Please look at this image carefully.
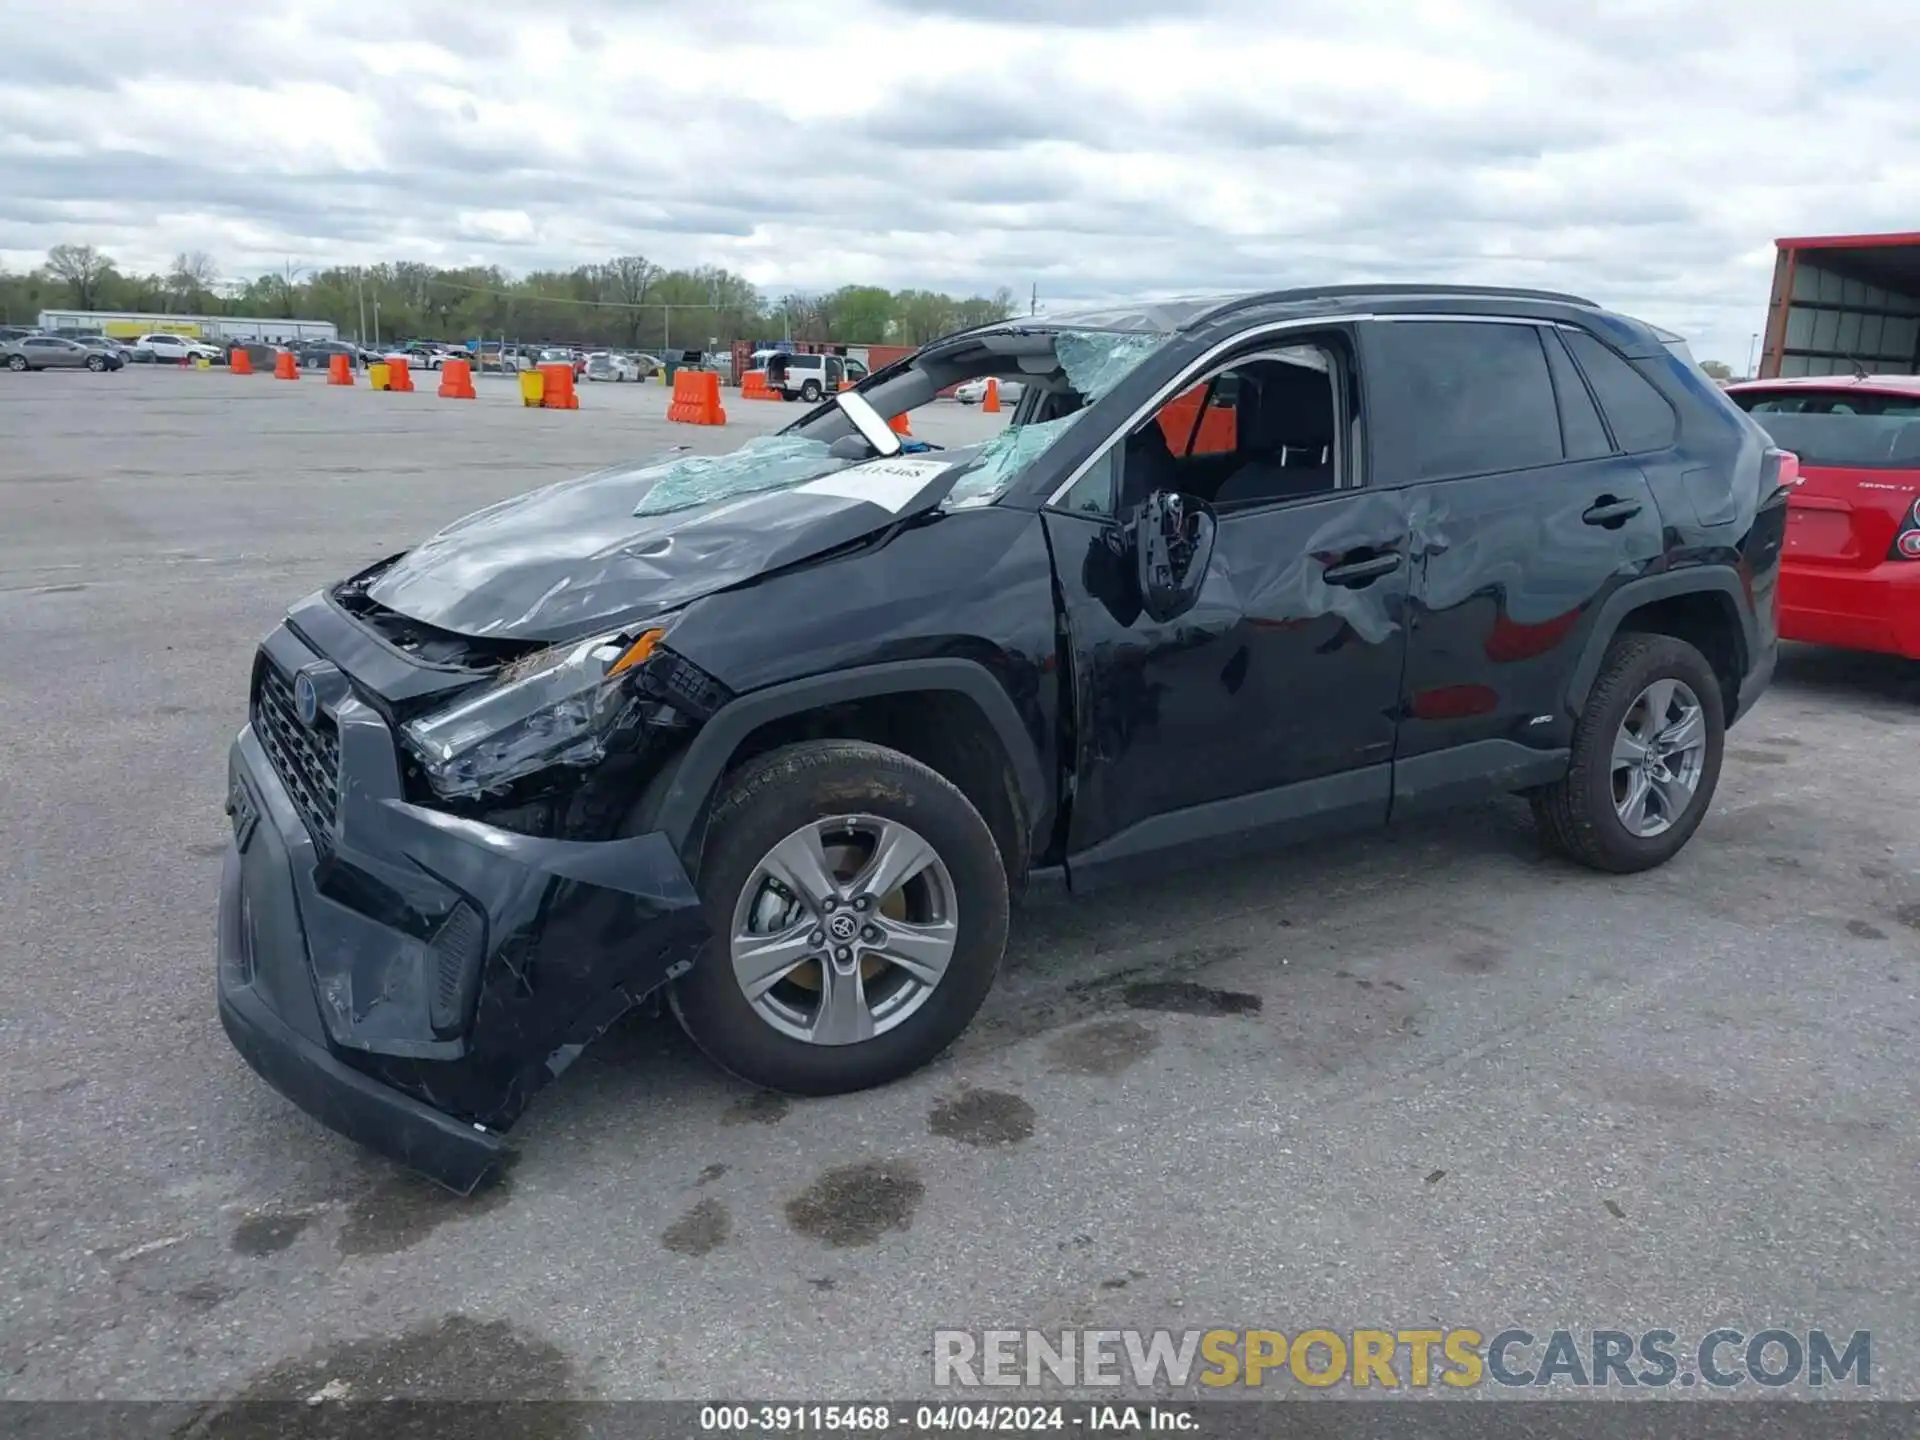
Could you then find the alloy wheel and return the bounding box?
[1611,678,1707,838]
[728,814,958,1046]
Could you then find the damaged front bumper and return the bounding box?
[217,621,707,1193]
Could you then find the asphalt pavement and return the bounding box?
[2,366,1916,1410]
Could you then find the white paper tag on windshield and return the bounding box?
[796,456,952,512]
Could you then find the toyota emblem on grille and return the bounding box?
[293,669,321,726]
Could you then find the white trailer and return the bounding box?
[36,310,339,346]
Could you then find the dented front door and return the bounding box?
[1045,477,1412,887]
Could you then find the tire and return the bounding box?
[87,355,105,371]
[7,355,26,372]
[800,380,822,402]
[1531,633,1725,873]
[672,740,1010,1095]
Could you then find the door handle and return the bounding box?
[1321,550,1403,586]
[1582,496,1643,527]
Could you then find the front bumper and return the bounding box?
[1779,559,1920,660]
[217,618,707,1192]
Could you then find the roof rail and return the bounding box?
[1193,283,1599,326]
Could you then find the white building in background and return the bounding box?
[35,309,338,344]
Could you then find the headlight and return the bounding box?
[401,623,670,799]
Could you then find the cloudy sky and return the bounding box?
[3,0,1916,364]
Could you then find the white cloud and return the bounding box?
[1,0,1917,362]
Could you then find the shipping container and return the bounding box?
[1759,232,1920,378]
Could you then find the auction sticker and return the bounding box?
[797,456,953,512]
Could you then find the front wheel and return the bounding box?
[672,740,1010,1095]
[1531,634,1725,873]
[86,355,106,371]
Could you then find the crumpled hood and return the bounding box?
[365,443,974,642]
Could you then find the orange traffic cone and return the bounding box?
[272,350,298,381]
[387,356,415,392]
[982,378,1001,413]
[230,348,253,375]
[327,353,353,386]
[889,412,912,436]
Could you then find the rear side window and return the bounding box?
[1561,330,1677,452]
[1367,320,1563,483]
[1541,329,1613,461]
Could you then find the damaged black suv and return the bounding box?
[219,285,1788,1190]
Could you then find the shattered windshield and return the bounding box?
[1053,330,1166,400]
[943,327,1165,506]
[627,328,1166,516]
[946,415,1085,507]
[632,435,846,516]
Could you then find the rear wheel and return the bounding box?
[7,355,26,372]
[800,380,823,402]
[672,741,1009,1095]
[1532,634,1724,873]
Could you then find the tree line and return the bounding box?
[1,245,1021,350]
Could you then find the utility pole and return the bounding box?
[356,268,367,346]
[1746,331,1760,379]
[1030,282,1037,316]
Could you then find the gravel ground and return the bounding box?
[2,365,1916,1411]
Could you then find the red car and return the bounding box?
[1725,374,1920,660]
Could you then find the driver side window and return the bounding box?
[1118,343,1345,514]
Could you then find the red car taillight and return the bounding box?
[1892,495,1920,562]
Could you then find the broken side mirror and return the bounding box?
[1134,490,1215,623]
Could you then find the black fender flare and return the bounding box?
[1563,567,1756,715]
[651,658,1051,859]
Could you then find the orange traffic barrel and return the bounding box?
[538,363,578,410]
[665,369,726,425]
[437,357,476,399]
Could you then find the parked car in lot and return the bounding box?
[4,334,119,371]
[584,351,648,382]
[217,284,1785,1190]
[72,334,133,365]
[1725,373,1920,659]
[133,333,223,364]
[765,351,868,401]
[383,343,450,371]
[296,340,363,370]
[954,376,1024,405]
[534,346,586,377]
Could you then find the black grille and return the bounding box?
[252,659,341,845]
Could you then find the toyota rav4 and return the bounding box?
[218,285,1789,1191]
